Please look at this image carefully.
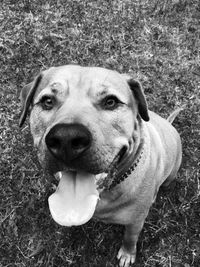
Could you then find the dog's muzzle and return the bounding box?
[45,123,92,163]
[44,122,133,227]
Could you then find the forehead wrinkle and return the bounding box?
[101,70,111,84]
[97,90,108,97]
[76,71,84,88]
[33,80,68,104]
[86,68,111,94]
[87,82,109,99]
[96,84,109,97]
[50,80,69,97]
[94,83,127,103]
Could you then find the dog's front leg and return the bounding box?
[117,222,144,267]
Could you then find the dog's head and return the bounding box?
[20,65,149,226]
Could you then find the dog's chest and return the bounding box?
[93,184,138,224]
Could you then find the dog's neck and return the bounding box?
[98,118,147,191]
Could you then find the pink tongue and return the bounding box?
[48,171,99,226]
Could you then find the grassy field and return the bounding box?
[0,0,200,266]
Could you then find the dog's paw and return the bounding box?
[117,246,136,267]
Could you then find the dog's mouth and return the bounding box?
[48,171,101,226]
[48,146,128,227]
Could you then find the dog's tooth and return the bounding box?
[95,173,107,182]
[54,172,62,180]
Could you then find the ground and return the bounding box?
[0,0,200,266]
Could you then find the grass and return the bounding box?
[0,0,200,266]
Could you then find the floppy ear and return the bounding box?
[19,74,43,127]
[124,76,149,121]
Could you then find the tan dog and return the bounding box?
[19,65,182,267]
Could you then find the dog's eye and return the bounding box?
[103,95,121,110]
[40,96,55,110]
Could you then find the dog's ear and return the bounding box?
[124,75,149,121]
[19,74,43,127]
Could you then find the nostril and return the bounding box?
[47,137,62,151]
[71,137,90,149]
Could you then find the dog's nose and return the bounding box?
[45,123,92,162]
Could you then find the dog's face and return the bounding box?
[20,65,149,226]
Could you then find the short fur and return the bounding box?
[20,65,182,267]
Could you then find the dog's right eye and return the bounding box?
[40,95,55,110]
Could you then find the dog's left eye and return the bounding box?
[102,95,121,110]
[40,96,55,110]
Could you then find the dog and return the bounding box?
[19,65,182,267]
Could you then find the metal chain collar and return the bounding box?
[97,144,145,191]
